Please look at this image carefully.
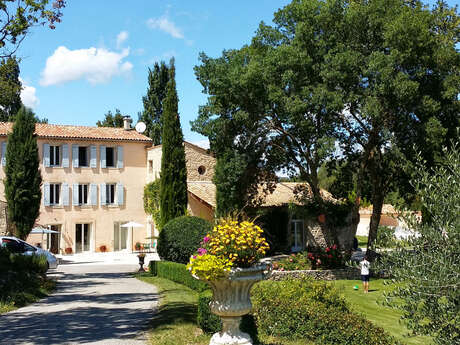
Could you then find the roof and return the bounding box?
[359,204,398,215]
[148,141,212,156]
[0,122,153,143]
[187,181,338,209]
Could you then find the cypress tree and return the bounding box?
[4,107,42,240]
[139,61,170,145]
[159,58,187,228]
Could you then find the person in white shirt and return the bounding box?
[360,255,371,293]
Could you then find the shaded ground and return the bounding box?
[0,261,158,345]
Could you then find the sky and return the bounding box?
[16,1,292,148]
[14,0,458,148]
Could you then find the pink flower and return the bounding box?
[203,236,210,243]
[332,244,337,250]
[193,255,197,259]
[197,248,207,255]
[289,258,293,262]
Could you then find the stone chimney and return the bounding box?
[123,116,132,130]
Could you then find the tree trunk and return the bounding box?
[366,183,385,258]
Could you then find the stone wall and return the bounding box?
[184,143,216,181]
[0,200,8,235]
[269,268,361,281]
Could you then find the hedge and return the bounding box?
[157,216,212,264]
[251,279,400,345]
[148,260,208,292]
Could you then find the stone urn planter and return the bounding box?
[203,264,270,345]
[137,254,146,272]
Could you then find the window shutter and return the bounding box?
[72,145,79,167]
[62,144,69,168]
[62,183,69,206]
[100,183,106,206]
[44,183,50,206]
[43,144,50,167]
[116,183,124,206]
[90,145,97,168]
[1,142,7,166]
[100,145,106,168]
[73,183,79,206]
[117,146,123,168]
[90,184,97,206]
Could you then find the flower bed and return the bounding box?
[269,267,360,281]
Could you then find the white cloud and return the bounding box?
[40,46,133,86]
[146,16,184,39]
[116,31,129,48]
[19,78,39,109]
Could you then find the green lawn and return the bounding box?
[356,235,368,248]
[333,279,432,345]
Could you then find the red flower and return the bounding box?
[332,244,337,250]
[328,254,332,259]
[325,247,330,253]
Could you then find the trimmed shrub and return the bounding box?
[157,215,212,264]
[153,261,208,292]
[251,279,399,345]
[198,290,221,333]
[148,260,158,276]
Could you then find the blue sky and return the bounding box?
[16,1,291,147]
[16,0,457,148]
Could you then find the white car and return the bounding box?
[0,236,58,270]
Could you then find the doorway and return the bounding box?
[290,219,304,252]
[46,225,60,254]
[113,222,128,251]
[75,223,91,253]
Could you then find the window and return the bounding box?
[78,184,89,205]
[148,160,153,173]
[106,147,115,167]
[198,165,206,175]
[78,147,88,167]
[106,183,116,204]
[290,219,304,252]
[49,145,60,166]
[50,183,61,205]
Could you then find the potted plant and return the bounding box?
[137,252,146,271]
[135,242,141,251]
[99,245,107,253]
[65,247,72,255]
[187,217,270,345]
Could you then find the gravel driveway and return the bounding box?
[0,259,158,345]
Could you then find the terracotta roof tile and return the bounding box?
[187,181,338,209]
[0,122,152,143]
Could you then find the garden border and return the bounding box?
[269,267,360,281]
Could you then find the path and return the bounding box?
[0,256,159,345]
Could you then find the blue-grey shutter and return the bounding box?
[100,183,106,206]
[117,146,123,168]
[44,183,50,206]
[1,142,7,166]
[73,183,79,206]
[72,145,79,168]
[117,183,124,206]
[62,144,69,168]
[90,184,97,206]
[43,144,50,167]
[100,145,106,168]
[90,145,97,168]
[62,183,69,206]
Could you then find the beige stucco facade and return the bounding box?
[0,126,153,254]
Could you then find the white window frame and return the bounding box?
[78,184,89,205]
[78,146,89,167]
[49,183,61,205]
[49,145,60,167]
[106,183,116,205]
[290,219,304,252]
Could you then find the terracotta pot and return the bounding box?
[204,264,270,345]
[318,214,326,224]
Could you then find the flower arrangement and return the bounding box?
[99,245,107,253]
[187,218,270,281]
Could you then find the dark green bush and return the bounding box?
[157,215,212,264]
[198,290,221,333]
[153,261,208,292]
[148,260,158,276]
[251,279,399,345]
